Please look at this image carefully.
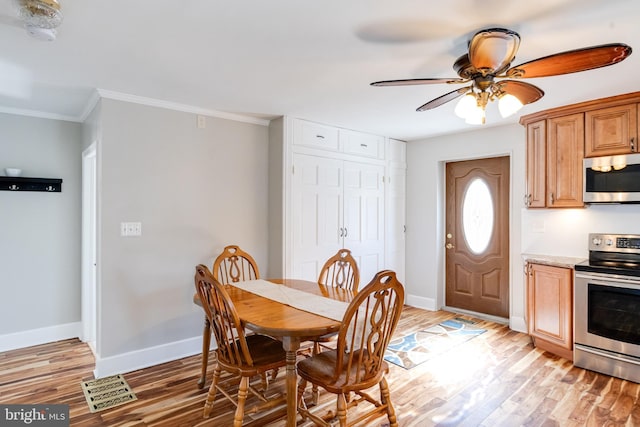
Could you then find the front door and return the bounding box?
[445,156,510,318]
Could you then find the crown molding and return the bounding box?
[0,106,82,123]
[96,89,270,126]
[78,89,101,122]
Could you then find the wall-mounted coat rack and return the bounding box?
[0,177,62,192]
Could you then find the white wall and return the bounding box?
[522,205,640,257]
[0,113,82,347]
[406,124,526,331]
[94,99,269,375]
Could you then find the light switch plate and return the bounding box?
[121,222,142,237]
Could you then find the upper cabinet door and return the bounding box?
[585,104,638,157]
[340,130,385,159]
[547,113,584,208]
[294,120,340,151]
[526,120,547,208]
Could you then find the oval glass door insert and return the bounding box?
[462,177,494,254]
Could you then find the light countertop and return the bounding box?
[522,253,587,269]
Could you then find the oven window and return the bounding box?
[588,283,640,344]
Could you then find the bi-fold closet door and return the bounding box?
[291,153,385,284]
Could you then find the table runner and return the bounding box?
[230,279,350,322]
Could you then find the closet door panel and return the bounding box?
[291,154,343,281]
[343,161,385,284]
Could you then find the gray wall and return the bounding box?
[0,113,82,334]
[97,99,270,358]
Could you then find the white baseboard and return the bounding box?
[0,322,82,353]
[510,316,527,333]
[93,336,202,379]
[405,294,437,311]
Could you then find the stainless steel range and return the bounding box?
[574,233,640,383]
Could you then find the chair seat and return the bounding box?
[218,334,286,374]
[297,349,389,395]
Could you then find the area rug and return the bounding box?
[384,318,486,369]
[81,374,137,413]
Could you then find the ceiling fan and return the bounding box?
[370,28,632,124]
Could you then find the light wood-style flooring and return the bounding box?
[2,307,640,426]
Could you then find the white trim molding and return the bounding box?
[406,294,437,311]
[510,316,527,333]
[79,89,101,122]
[0,322,82,353]
[96,89,271,127]
[93,336,203,379]
[0,106,82,123]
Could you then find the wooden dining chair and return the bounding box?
[296,270,404,427]
[198,245,261,388]
[317,248,359,292]
[194,265,286,426]
[308,248,360,401]
[213,244,261,284]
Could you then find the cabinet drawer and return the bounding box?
[293,120,339,151]
[341,130,384,159]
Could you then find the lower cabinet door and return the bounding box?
[527,262,573,360]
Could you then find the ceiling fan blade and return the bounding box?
[495,80,544,105]
[505,43,632,78]
[468,28,521,74]
[370,77,466,87]
[416,87,469,112]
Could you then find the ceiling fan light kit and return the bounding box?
[15,0,62,41]
[371,28,632,125]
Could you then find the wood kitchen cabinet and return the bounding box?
[584,104,638,157]
[547,114,584,207]
[525,120,546,208]
[524,114,584,208]
[526,262,573,361]
[584,103,638,157]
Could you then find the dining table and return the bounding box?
[194,278,355,427]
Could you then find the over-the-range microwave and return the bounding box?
[584,152,640,203]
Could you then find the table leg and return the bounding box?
[282,336,300,427]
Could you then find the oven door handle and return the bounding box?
[575,272,640,288]
[576,344,640,367]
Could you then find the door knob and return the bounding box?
[446,243,454,249]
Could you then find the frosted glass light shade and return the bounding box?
[498,93,523,118]
[454,94,477,118]
[465,104,485,125]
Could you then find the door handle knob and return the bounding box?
[446,243,454,249]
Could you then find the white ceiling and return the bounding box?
[0,0,639,141]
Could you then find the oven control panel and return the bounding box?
[589,233,640,252]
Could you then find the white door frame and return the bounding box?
[81,142,98,353]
